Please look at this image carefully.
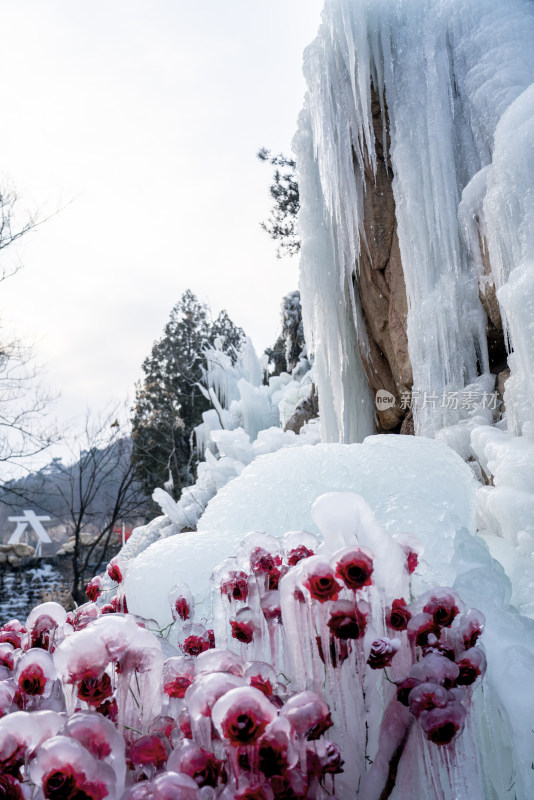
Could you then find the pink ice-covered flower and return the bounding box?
[42,766,107,800]
[106,559,123,584]
[85,578,102,603]
[387,598,412,631]
[220,571,249,603]
[423,592,461,628]
[407,613,441,648]
[334,549,374,591]
[129,734,168,768]
[303,565,341,604]
[18,664,46,696]
[168,744,221,788]
[174,597,191,621]
[408,681,451,717]
[213,687,276,747]
[287,545,315,566]
[0,775,24,800]
[250,547,281,575]
[164,675,193,699]
[281,691,333,741]
[230,620,254,644]
[367,638,400,670]
[419,702,466,745]
[181,635,210,657]
[77,673,113,706]
[455,648,486,686]
[327,600,367,640]
[250,675,273,698]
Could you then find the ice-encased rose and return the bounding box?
[327,600,367,640]
[281,690,333,740]
[423,590,463,628]
[302,560,341,604]
[212,686,276,746]
[387,598,411,631]
[367,638,400,670]
[419,701,466,745]
[332,547,374,591]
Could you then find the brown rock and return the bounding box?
[354,89,412,428]
[284,385,320,434]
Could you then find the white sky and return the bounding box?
[0,0,324,469]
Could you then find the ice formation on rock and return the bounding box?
[295,0,534,440]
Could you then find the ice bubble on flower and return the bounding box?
[244,661,278,698]
[280,690,332,740]
[167,742,221,788]
[15,648,57,702]
[30,734,116,798]
[169,582,195,624]
[163,656,195,699]
[282,531,319,566]
[194,648,244,677]
[212,685,277,746]
[300,556,342,604]
[63,711,126,790]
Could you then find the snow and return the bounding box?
[125,435,476,627]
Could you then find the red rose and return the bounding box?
[423,593,460,628]
[85,578,102,602]
[107,561,122,583]
[408,682,450,717]
[96,698,118,722]
[454,648,486,686]
[419,702,466,745]
[171,746,221,788]
[164,675,192,699]
[77,673,113,706]
[43,767,78,799]
[334,550,374,590]
[287,545,314,566]
[367,638,400,670]
[230,621,254,644]
[129,735,168,768]
[250,675,273,697]
[268,567,281,591]
[174,597,190,621]
[18,664,46,696]
[181,635,210,657]
[327,600,367,640]
[387,598,412,631]
[303,565,341,603]
[0,775,24,800]
[220,571,249,603]
[407,613,441,647]
[250,548,281,575]
[258,729,289,777]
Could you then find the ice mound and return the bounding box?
[125,436,477,627]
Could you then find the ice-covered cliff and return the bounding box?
[296,0,534,442]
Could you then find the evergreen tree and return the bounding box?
[265,290,306,376]
[257,148,300,258]
[131,291,245,500]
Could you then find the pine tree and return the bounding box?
[257,148,300,258]
[265,290,306,376]
[131,291,245,501]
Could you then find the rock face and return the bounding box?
[284,384,320,434]
[355,92,508,432]
[0,542,35,568]
[356,92,412,431]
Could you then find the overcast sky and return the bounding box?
[0,0,324,469]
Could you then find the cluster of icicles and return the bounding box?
[0,532,486,799]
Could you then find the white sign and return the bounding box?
[8,510,52,557]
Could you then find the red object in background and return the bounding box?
[113,526,133,542]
